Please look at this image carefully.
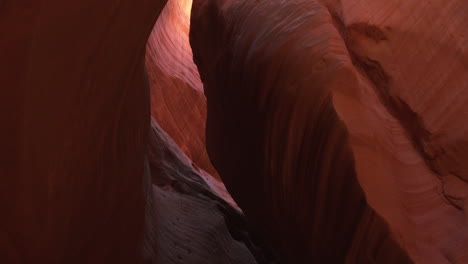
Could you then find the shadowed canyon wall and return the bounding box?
[0,0,166,262]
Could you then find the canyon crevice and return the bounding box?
[1,0,467,263]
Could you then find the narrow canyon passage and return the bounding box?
[1,0,467,263]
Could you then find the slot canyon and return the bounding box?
[1,0,467,263]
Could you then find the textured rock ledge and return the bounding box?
[144,118,267,263]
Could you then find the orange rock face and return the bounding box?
[328,1,468,262]
[146,0,219,178]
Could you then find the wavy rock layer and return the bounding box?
[146,0,219,178]
[0,1,166,263]
[191,0,467,263]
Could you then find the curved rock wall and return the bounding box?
[190,0,409,263]
[190,0,468,263]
